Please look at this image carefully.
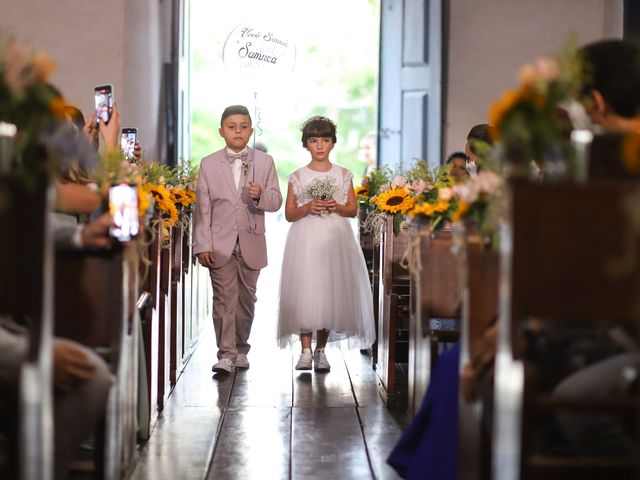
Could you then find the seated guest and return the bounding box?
[0,88,121,477]
[0,201,114,479]
[446,151,469,182]
[550,38,640,457]
[465,123,494,174]
[387,343,460,480]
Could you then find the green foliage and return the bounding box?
[189,0,380,189]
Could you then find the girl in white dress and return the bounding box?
[277,116,376,371]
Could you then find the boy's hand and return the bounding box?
[248,181,262,200]
[197,251,215,268]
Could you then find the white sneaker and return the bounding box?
[235,353,250,369]
[313,348,330,372]
[211,358,234,374]
[295,348,312,370]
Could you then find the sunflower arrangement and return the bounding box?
[402,160,459,233]
[355,166,391,206]
[488,41,583,176]
[450,170,505,238]
[0,33,66,182]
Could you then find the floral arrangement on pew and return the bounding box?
[356,165,406,243]
[403,159,459,233]
[357,159,458,243]
[450,170,505,248]
[354,166,391,212]
[0,33,65,183]
[488,40,583,178]
[93,150,197,246]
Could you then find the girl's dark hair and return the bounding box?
[300,116,337,147]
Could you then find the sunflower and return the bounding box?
[407,199,450,218]
[162,201,179,228]
[451,201,470,223]
[172,188,196,207]
[145,182,171,209]
[354,185,369,200]
[488,86,529,138]
[137,184,152,217]
[373,187,414,214]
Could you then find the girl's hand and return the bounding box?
[322,198,337,213]
[306,199,326,215]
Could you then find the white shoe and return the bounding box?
[295,348,312,370]
[212,358,234,374]
[313,348,330,372]
[235,353,250,369]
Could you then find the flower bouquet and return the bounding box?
[304,176,337,201]
[303,176,337,216]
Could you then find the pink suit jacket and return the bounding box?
[193,148,282,270]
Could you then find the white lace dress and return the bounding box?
[277,164,376,348]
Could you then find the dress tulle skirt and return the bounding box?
[277,213,376,349]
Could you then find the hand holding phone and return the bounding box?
[121,128,138,161]
[94,84,114,126]
[108,183,139,242]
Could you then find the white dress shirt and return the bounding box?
[226,147,248,189]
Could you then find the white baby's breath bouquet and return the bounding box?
[304,177,337,201]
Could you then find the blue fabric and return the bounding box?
[387,342,460,480]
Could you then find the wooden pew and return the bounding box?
[358,208,379,364]
[140,218,162,430]
[493,180,640,480]
[170,221,185,385]
[0,175,54,479]
[457,231,499,480]
[157,228,172,410]
[376,215,411,407]
[358,207,380,362]
[408,221,461,416]
[181,216,200,360]
[54,244,141,479]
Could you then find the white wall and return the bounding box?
[444,0,624,156]
[1,0,167,162]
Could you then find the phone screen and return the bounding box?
[120,128,137,160]
[94,85,113,125]
[109,183,139,242]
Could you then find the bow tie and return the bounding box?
[226,151,248,162]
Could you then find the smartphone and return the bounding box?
[108,183,139,242]
[94,84,114,125]
[120,127,138,161]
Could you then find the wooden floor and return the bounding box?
[128,325,406,480]
[128,217,406,479]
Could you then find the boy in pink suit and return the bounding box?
[193,105,282,374]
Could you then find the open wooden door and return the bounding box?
[378,0,444,169]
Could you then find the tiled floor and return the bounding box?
[129,215,406,480]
